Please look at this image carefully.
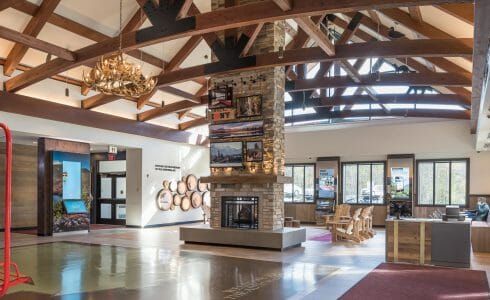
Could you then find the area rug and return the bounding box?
[308,232,332,242]
[340,263,490,300]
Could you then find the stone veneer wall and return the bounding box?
[209,0,286,231]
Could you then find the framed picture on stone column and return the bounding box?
[209,120,264,139]
[246,141,263,162]
[210,142,244,168]
[236,95,262,118]
[208,86,233,109]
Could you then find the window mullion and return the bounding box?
[448,161,452,205]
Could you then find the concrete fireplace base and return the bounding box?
[179,225,306,251]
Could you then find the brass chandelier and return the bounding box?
[83,0,156,97]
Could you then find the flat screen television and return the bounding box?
[63,200,88,214]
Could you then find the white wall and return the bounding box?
[0,111,210,227]
[285,119,490,195]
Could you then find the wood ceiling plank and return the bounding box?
[436,4,474,25]
[0,25,76,61]
[287,72,472,93]
[4,0,61,76]
[6,0,473,92]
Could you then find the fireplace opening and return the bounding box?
[221,196,258,229]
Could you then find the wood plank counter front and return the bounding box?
[386,218,471,268]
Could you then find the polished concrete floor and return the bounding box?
[0,225,489,299]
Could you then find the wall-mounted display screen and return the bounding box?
[62,161,81,200]
[391,167,410,200]
[63,200,88,214]
[319,169,336,199]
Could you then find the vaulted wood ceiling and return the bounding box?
[0,0,482,145]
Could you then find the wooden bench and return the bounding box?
[471,221,490,253]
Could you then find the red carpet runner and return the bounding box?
[340,263,490,300]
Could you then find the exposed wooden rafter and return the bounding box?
[0,0,16,11]
[0,25,76,62]
[295,16,335,56]
[341,12,472,102]
[286,109,470,123]
[408,6,423,23]
[285,94,471,110]
[0,91,206,145]
[272,0,293,11]
[179,117,208,131]
[5,0,473,93]
[471,0,490,133]
[436,4,474,25]
[155,38,472,88]
[286,72,472,93]
[241,23,264,57]
[4,0,61,76]
[137,97,207,122]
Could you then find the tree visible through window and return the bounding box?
[417,159,468,206]
[284,164,315,203]
[342,162,385,205]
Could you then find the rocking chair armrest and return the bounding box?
[339,216,352,220]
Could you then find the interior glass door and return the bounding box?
[96,175,126,225]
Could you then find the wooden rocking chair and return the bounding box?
[336,208,363,243]
[325,204,351,230]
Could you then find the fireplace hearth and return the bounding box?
[221,196,258,229]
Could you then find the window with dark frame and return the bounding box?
[342,162,386,205]
[417,159,469,206]
[284,164,315,203]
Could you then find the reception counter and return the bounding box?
[386,218,471,268]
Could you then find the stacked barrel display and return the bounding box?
[156,174,211,212]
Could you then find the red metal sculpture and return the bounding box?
[0,123,33,296]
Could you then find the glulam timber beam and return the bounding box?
[436,4,474,25]
[285,94,471,110]
[179,117,209,131]
[0,25,76,62]
[286,72,472,92]
[471,0,490,133]
[137,97,207,122]
[5,0,473,92]
[154,38,473,88]
[4,0,61,76]
[285,109,471,123]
